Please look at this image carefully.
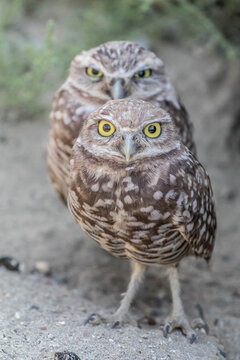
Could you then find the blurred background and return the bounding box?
[0,0,240,122]
[0,1,240,359]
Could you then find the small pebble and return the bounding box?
[35,261,51,275]
[15,312,21,319]
[56,321,66,326]
[54,351,81,360]
[0,256,20,271]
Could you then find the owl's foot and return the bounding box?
[163,314,196,343]
[84,263,145,329]
[84,310,137,328]
[164,267,209,343]
[163,314,208,343]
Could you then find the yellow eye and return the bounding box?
[86,67,103,78]
[134,69,152,78]
[98,120,115,137]
[144,122,161,138]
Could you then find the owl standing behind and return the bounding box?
[47,41,196,204]
[68,99,216,342]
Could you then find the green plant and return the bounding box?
[76,0,239,57]
[0,17,56,116]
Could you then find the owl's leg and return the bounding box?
[111,261,146,326]
[163,267,203,343]
[85,262,146,327]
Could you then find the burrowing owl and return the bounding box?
[68,99,216,342]
[48,41,195,204]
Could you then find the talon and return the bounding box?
[83,310,136,328]
[112,321,120,329]
[84,313,96,325]
[163,324,170,338]
[189,333,197,344]
[218,347,226,358]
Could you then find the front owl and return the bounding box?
[68,99,216,342]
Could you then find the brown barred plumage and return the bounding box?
[47,41,196,203]
[68,99,216,342]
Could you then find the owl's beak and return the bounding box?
[111,79,125,99]
[121,134,137,161]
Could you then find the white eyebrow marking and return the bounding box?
[98,115,113,122]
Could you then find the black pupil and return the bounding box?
[138,70,145,77]
[148,125,156,133]
[103,123,111,132]
[89,68,99,75]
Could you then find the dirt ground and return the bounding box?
[1,6,240,359]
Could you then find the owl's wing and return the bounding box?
[171,154,216,261]
[50,88,91,142]
[47,87,94,203]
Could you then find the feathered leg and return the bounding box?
[163,267,207,343]
[85,262,146,327]
[112,262,146,325]
[164,267,196,342]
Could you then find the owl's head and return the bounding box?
[76,99,181,165]
[68,41,169,102]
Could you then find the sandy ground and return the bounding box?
[1,33,240,360]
